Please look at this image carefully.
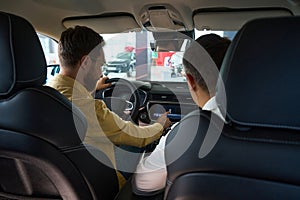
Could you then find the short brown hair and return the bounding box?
[183,34,231,95]
[58,25,104,68]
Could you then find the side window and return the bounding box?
[37,33,59,82]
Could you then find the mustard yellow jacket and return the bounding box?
[47,74,163,188]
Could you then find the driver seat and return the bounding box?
[0,12,118,199]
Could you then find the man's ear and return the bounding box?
[80,55,89,69]
[186,73,197,91]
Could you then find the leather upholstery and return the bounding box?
[0,12,118,199]
[217,16,300,129]
[0,86,87,148]
[165,16,300,199]
[0,12,46,97]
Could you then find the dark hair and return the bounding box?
[58,25,104,68]
[183,33,231,95]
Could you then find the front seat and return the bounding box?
[0,12,118,199]
[164,16,300,199]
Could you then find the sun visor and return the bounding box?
[63,14,142,34]
[194,8,292,31]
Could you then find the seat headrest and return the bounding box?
[0,12,46,97]
[216,16,300,130]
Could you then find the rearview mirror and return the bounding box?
[150,38,191,52]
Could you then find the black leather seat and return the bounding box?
[0,12,118,199]
[164,16,300,199]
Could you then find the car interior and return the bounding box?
[0,0,300,199]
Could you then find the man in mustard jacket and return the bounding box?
[47,25,171,189]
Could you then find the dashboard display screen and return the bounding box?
[148,102,197,122]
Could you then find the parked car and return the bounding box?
[104,51,136,77]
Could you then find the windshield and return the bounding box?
[102,30,236,82]
[40,30,236,83]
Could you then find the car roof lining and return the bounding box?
[62,7,293,35]
[63,13,142,34]
[194,7,293,31]
[1,0,299,39]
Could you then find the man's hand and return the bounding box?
[96,76,112,90]
[156,111,172,129]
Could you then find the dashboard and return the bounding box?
[144,82,198,123]
[100,80,198,124]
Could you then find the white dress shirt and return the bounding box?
[134,96,224,192]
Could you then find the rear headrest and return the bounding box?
[217,16,300,130]
[0,12,46,97]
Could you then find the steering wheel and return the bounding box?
[96,78,140,125]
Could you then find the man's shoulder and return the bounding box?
[46,74,75,99]
[181,108,202,120]
[47,74,65,87]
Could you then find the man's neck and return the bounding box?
[196,90,211,108]
[59,67,81,82]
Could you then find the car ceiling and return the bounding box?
[1,0,300,40]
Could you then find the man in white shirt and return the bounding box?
[134,34,231,193]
